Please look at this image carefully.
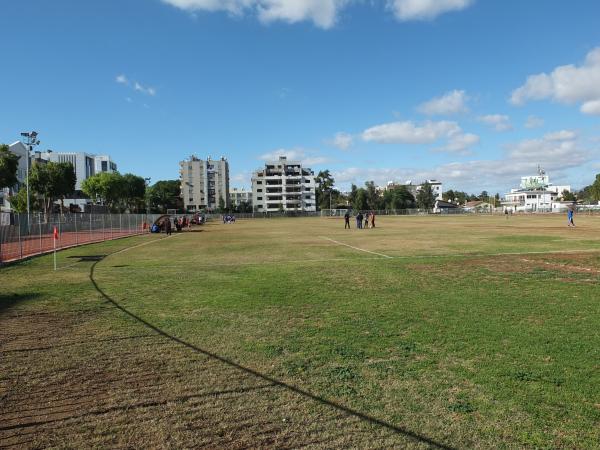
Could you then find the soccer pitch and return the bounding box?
[1,215,599,448]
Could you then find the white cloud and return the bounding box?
[161,0,349,29]
[417,90,469,115]
[581,99,600,115]
[257,0,349,28]
[134,82,156,96]
[542,130,577,141]
[435,132,480,154]
[362,120,460,144]
[361,119,479,154]
[116,74,129,85]
[510,47,600,115]
[524,115,544,129]
[334,129,594,191]
[162,0,474,28]
[259,148,332,166]
[477,114,512,132]
[329,132,353,150]
[387,0,474,21]
[117,74,156,96]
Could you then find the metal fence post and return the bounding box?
[58,214,62,250]
[18,216,23,259]
[75,214,78,245]
[38,214,42,255]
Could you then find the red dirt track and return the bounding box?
[0,229,147,263]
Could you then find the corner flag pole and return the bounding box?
[53,226,58,270]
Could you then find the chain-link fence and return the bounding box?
[0,212,161,263]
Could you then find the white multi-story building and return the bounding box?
[0,141,29,213]
[37,151,118,210]
[251,156,316,212]
[180,156,230,212]
[229,187,252,207]
[94,155,118,175]
[39,151,118,191]
[1,145,118,212]
[502,170,572,212]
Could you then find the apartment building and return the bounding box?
[180,156,230,212]
[251,156,316,212]
[229,187,252,207]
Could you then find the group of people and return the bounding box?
[151,216,191,235]
[222,214,236,224]
[344,211,375,229]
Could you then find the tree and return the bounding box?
[443,189,456,203]
[315,170,335,210]
[29,161,76,215]
[218,196,226,213]
[146,180,182,213]
[561,189,576,202]
[364,181,382,210]
[121,173,146,212]
[353,188,369,211]
[8,187,37,213]
[389,185,415,209]
[81,172,126,211]
[347,184,358,207]
[591,174,600,202]
[54,163,77,211]
[0,144,20,190]
[416,182,436,209]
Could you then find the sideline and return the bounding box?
[88,237,453,450]
[319,236,393,259]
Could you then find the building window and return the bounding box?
[101,161,108,172]
[257,197,263,200]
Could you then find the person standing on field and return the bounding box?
[567,202,576,227]
[165,217,172,235]
[356,212,363,229]
[370,211,376,228]
[364,212,369,229]
[344,211,351,229]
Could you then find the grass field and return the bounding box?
[1,215,599,448]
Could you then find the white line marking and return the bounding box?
[319,236,393,259]
[110,234,179,257]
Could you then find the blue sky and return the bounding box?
[2,0,600,193]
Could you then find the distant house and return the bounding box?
[433,199,460,213]
[463,201,494,211]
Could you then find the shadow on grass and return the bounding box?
[67,255,107,262]
[89,259,454,450]
[0,293,41,316]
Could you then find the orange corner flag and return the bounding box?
[53,226,59,240]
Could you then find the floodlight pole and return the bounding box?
[20,131,40,233]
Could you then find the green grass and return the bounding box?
[1,215,600,448]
